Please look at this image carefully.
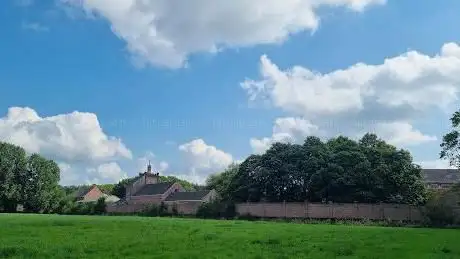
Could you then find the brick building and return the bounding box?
[73,184,105,203]
[108,163,217,214]
[73,184,120,203]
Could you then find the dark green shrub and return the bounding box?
[424,184,460,226]
[196,201,236,219]
[68,202,95,215]
[142,202,169,217]
[94,197,107,215]
[236,213,258,221]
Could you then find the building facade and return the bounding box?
[423,169,460,190]
[109,163,216,213]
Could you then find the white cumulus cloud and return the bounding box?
[86,162,128,184]
[243,43,460,148]
[366,122,437,147]
[0,107,132,163]
[242,44,460,117]
[251,117,319,154]
[63,0,385,68]
[179,139,234,182]
[0,107,133,185]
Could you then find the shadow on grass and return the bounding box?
[0,246,37,258]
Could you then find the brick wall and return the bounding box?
[236,202,424,221]
[107,203,150,214]
[127,194,163,205]
[107,200,425,221]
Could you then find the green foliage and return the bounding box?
[59,198,108,216]
[97,184,115,194]
[111,178,137,199]
[94,197,107,215]
[424,183,460,226]
[160,176,196,191]
[206,163,239,201]
[0,142,27,212]
[196,201,236,219]
[440,110,460,168]
[0,142,62,213]
[53,195,75,215]
[142,202,169,217]
[22,154,61,213]
[69,202,96,215]
[225,134,427,205]
[61,185,81,196]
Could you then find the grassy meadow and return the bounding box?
[0,214,459,259]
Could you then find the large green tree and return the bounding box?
[225,133,426,205]
[440,110,460,168]
[0,142,62,212]
[206,163,239,200]
[21,154,61,212]
[0,142,27,212]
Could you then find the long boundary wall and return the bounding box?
[108,201,425,221]
[236,202,424,221]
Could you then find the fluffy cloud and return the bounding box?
[366,122,437,147]
[86,162,128,184]
[243,43,460,147]
[0,107,132,185]
[58,162,79,186]
[179,139,234,182]
[58,162,128,185]
[0,107,132,163]
[251,117,319,154]
[243,44,460,117]
[64,0,385,68]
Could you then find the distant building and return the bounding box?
[422,169,460,190]
[110,163,217,214]
[73,184,104,203]
[73,184,120,203]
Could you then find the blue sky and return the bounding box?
[1,0,460,185]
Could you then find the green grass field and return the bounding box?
[0,214,459,259]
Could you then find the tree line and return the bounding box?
[207,133,427,205]
[0,140,204,213]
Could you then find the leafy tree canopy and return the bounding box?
[206,163,239,201]
[0,142,62,212]
[440,110,460,168]
[216,134,426,205]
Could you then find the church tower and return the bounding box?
[143,160,160,184]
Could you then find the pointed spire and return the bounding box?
[147,160,152,173]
